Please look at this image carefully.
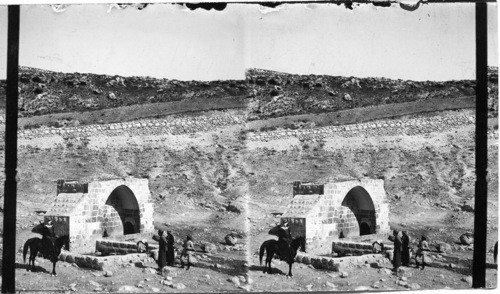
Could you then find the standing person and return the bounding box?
[152,229,167,273]
[391,230,402,275]
[401,231,411,266]
[166,230,175,266]
[180,235,195,270]
[415,235,430,270]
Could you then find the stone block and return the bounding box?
[302,256,311,264]
[65,254,75,263]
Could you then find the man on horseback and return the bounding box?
[41,220,56,259]
[277,221,292,261]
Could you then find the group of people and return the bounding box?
[391,230,430,274]
[152,229,195,272]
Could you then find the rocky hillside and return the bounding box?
[246,68,498,120]
[0,66,497,292]
[0,66,497,121]
[0,67,247,117]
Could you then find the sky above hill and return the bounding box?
[0,3,498,81]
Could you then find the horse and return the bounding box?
[259,236,305,277]
[23,235,70,276]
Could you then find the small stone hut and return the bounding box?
[281,179,390,255]
[44,178,154,253]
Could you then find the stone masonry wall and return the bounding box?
[247,111,475,141]
[15,112,246,140]
[68,178,154,254]
[331,241,395,256]
[336,206,360,238]
[96,240,159,256]
[295,252,386,272]
[324,179,390,235]
[59,250,150,271]
[5,110,478,149]
[292,179,390,255]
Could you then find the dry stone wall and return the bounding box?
[247,111,476,141]
[2,109,482,150]
[14,112,246,140]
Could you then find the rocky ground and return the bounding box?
[9,250,250,293]
[245,119,498,290]
[246,254,497,292]
[0,67,498,292]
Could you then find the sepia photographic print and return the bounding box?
[0,1,498,293]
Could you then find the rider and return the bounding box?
[277,221,291,260]
[41,220,56,257]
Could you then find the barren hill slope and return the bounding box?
[0,67,497,291]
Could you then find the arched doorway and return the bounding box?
[123,221,135,235]
[105,185,141,235]
[341,186,377,236]
[359,222,371,235]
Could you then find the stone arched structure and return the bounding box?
[105,185,141,236]
[281,179,390,255]
[340,186,377,237]
[44,178,154,253]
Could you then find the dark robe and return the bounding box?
[392,235,402,269]
[277,227,291,260]
[153,234,168,269]
[166,232,175,266]
[41,225,56,258]
[401,234,410,266]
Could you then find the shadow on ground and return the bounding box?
[249,264,286,276]
[15,262,50,274]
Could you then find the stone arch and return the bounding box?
[341,186,376,235]
[105,185,141,235]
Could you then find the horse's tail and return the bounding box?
[259,242,266,265]
[23,240,30,263]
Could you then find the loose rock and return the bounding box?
[172,283,186,290]
[407,283,421,290]
[201,242,217,254]
[225,234,238,245]
[117,285,138,292]
[460,233,474,245]
[229,276,240,287]
[238,276,246,283]
[108,92,117,100]
[437,242,452,253]
[462,276,473,286]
